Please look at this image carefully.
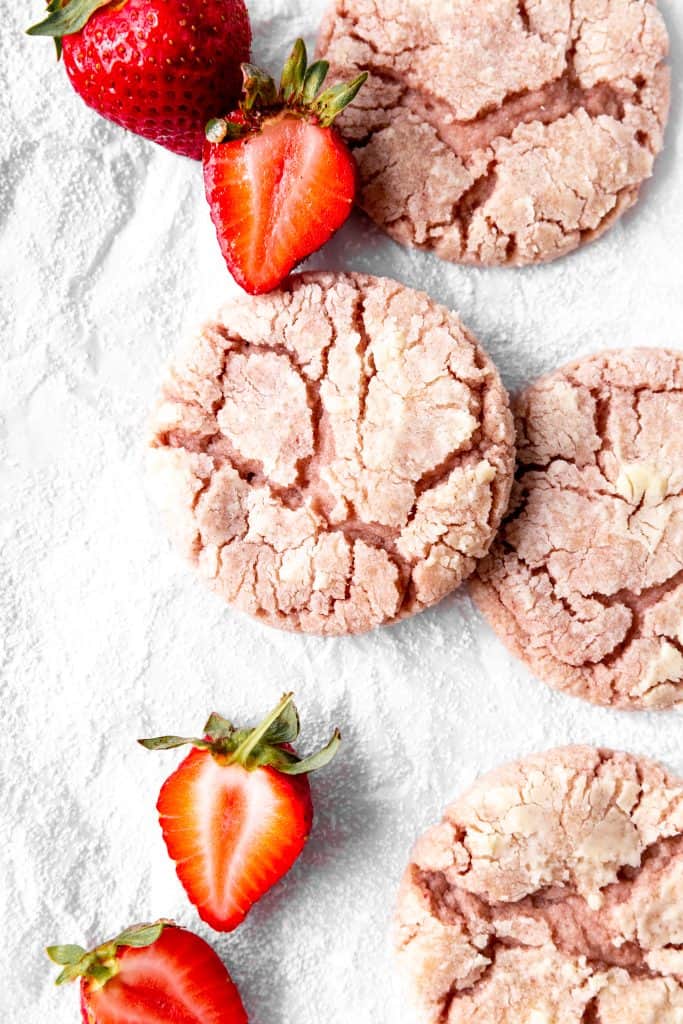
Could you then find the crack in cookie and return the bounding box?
[148,272,514,635]
[472,348,683,709]
[317,0,670,266]
[396,747,683,1023]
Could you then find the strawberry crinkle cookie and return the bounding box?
[396,746,683,1023]
[147,272,514,635]
[317,0,670,266]
[472,348,683,710]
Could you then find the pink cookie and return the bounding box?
[396,746,683,1023]
[317,0,670,267]
[472,348,683,710]
[147,272,514,635]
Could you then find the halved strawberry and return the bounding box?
[140,693,341,932]
[47,920,247,1023]
[203,39,368,294]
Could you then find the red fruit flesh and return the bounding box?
[81,926,247,1023]
[62,0,251,159]
[203,115,357,293]
[157,748,313,931]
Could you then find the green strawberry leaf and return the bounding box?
[280,38,307,102]
[88,961,114,985]
[44,0,65,57]
[314,73,369,127]
[302,61,330,105]
[276,728,342,775]
[113,922,166,948]
[203,712,235,741]
[27,0,116,42]
[241,63,278,112]
[46,944,86,966]
[138,735,211,751]
[54,963,85,986]
[263,697,300,745]
[253,744,300,771]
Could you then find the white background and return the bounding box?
[1,1,682,1020]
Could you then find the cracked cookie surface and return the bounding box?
[317,0,670,266]
[396,746,683,1023]
[147,272,514,635]
[472,348,683,709]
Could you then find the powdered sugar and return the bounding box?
[1,1,683,1021]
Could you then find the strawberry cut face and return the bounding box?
[204,114,357,294]
[199,38,367,294]
[158,748,313,931]
[79,926,247,1024]
[139,693,340,932]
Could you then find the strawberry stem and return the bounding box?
[204,117,247,144]
[205,118,229,144]
[232,692,294,766]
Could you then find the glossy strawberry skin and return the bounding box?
[79,925,247,1024]
[157,747,313,931]
[61,0,251,159]
[203,114,358,293]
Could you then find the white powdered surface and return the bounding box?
[1,1,682,1021]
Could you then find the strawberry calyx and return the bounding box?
[139,692,341,775]
[204,38,368,143]
[46,921,172,988]
[27,0,123,58]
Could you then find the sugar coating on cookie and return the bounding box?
[147,273,514,635]
[472,348,683,710]
[396,746,683,1023]
[317,0,670,266]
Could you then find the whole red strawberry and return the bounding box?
[27,0,251,159]
[140,693,341,931]
[47,920,248,1023]
[203,39,367,294]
